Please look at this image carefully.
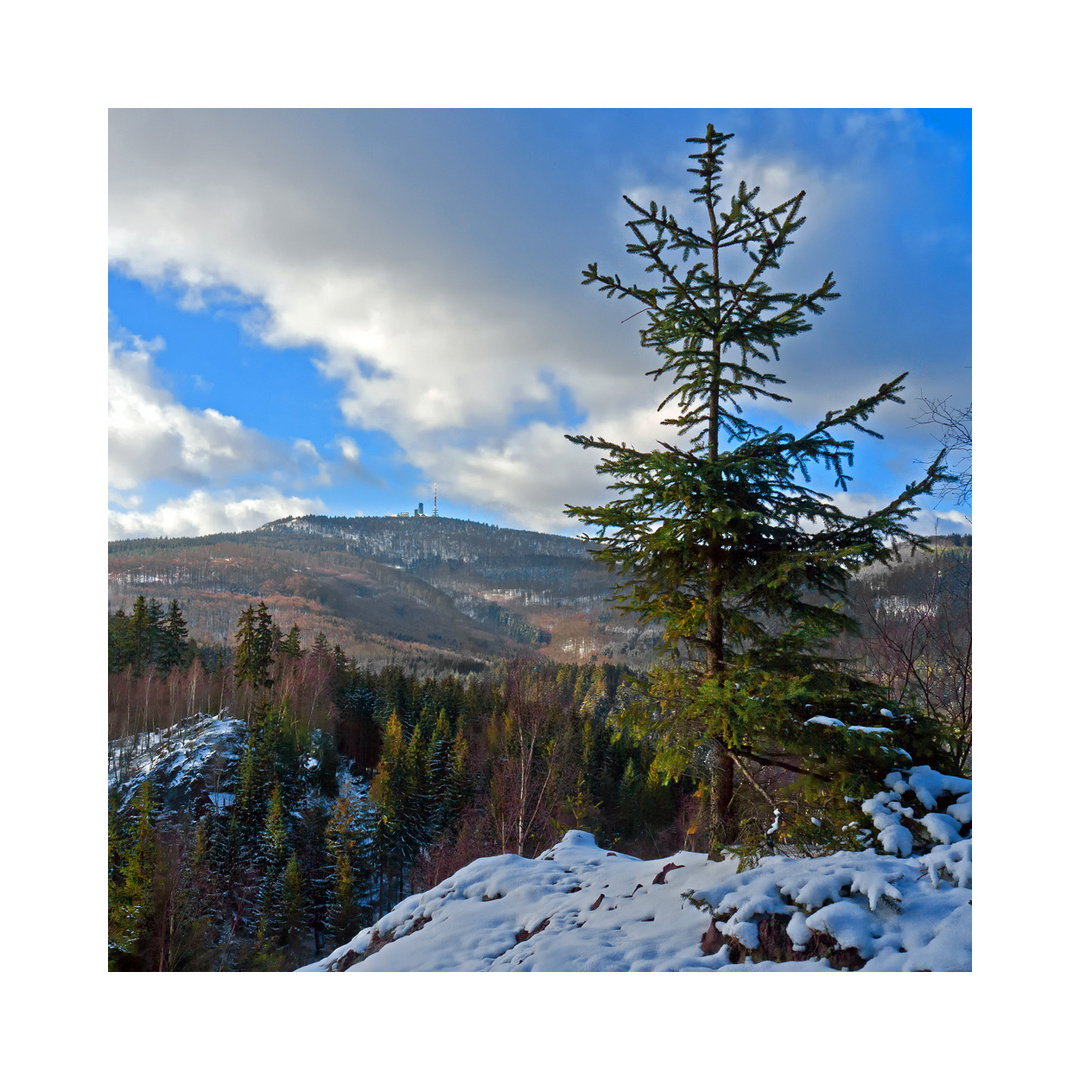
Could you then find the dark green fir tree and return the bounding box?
[281,624,304,659]
[566,124,948,846]
[127,595,159,676]
[160,599,190,671]
[235,602,276,689]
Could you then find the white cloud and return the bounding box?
[108,324,334,538]
[108,112,646,468]
[108,110,968,533]
[415,403,683,534]
[108,329,292,490]
[419,423,606,535]
[108,488,325,540]
[912,506,971,534]
[335,435,360,464]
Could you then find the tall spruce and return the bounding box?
[161,599,190,671]
[235,602,276,689]
[127,594,161,676]
[566,124,948,845]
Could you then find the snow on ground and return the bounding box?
[300,764,972,972]
[108,715,971,971]
[108,712,246,814]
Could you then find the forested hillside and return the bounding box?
[108,515,660,672]
[108,623,688,969]
[107,529,969,971]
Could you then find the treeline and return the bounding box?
[109,595,198,675]
[258,514,593,569]
[108,595,342,746]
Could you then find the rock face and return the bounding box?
[327,916,434,972]
[703,912,866,970]
[109,713,246,816]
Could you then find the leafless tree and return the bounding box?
[489,660,576,858]
[915,395,971,507]
[851,555,972,774]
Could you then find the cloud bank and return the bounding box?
[109,109,970,536]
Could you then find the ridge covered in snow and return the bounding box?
[301,765,972,972]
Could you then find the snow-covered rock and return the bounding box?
[108,713,246,814]
[301,765,972,972]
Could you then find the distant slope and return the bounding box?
[108,515,660,669]
[108,516,966,672]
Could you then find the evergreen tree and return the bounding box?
[108,606,132,674]
[566,124,948,844]
[370,712,414,893]
[160,599,190,671]
[279,852,306,957]
[281,624,304,658]
[324,786,374,945]
[254,785,304,959]
[110,780,157,968]
[234,605,257,687]
[128,595,156,676]
[292,796,334,956]
[448,724,471,819]
[147,598,167,668]
[254,602,276,686]
[426,709,452,833]
[332,644,350,682]
[107,794,130,966]
[256,785,290,913]
[235,603,276,688]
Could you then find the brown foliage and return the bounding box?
[409,805,500,894]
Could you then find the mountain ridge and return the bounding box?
[108,514,653,669]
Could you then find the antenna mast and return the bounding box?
[433,480,438,517]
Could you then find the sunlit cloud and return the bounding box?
[108,329,289,491]
[109,109,969,535]
[108,488,326,540]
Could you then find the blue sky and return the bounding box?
[108,108,971,539]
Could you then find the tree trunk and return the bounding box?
[704,236,737,847]
[709,744,736,846]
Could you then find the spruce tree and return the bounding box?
[426,709,452,834]
[235,603,276,689]
[108,607,132,674]
[254,602,276,687]
[370,712,415,898]
[110,780,157,968]
[129,595,154,676]
[446,724,472,823]
[566,124,948,845]
[147,598,167,668]
[161,599,190,672]
[324,787,373,944]
[234,605,257,687]
[282,624,304,659]
[278,852,306,957]
[254,784,303,958]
